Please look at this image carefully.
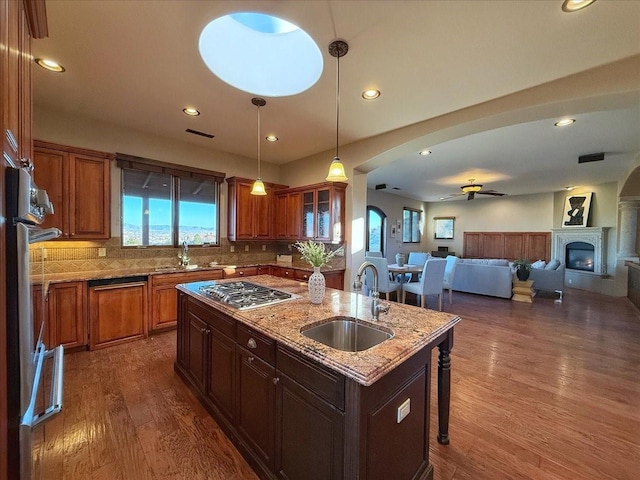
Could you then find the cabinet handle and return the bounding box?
[285,271,289,275]
[239,271,244,276]
[247,338,257,349]
[70,232,75,237]
[248,356,254,363]
[272,377,280,385]
[303,274,308,279]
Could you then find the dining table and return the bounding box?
[387,263,424,297]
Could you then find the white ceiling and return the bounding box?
[32,1,640,202]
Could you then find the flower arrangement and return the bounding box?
[293,240,338,268]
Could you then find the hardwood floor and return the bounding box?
[32,288,640,480]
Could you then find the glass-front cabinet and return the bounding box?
[300,183,345,243]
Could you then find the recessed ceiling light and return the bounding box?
[561,0,596,13]
[34,58,65,73]
[182,107,200,116]
[265,135,278,142]
[554,118,575,127]
[362,89,380,100]
[419,149,431,156]
[565,186,575,191]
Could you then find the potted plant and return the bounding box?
[513,258,532,281]
[293,241,338,304]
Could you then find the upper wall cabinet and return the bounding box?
[274,190,302,241]
[300,183,346,243]
[33,140,112,240]
[226,177,288,241]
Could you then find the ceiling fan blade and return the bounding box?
[467,191,475,200]
[477,191,506,196]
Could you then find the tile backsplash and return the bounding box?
[30,237,345,275]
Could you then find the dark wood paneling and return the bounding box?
[503,233,525,260]
[482,233,504,258]
[463,232,482,257]
[525,232,551,261]
[464,231,551,260]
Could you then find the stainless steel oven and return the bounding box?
[5,161,63,479]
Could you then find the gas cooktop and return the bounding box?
[198,281,301,310]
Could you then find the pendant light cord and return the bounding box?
[335,50,340,159]
[257,104,261,178]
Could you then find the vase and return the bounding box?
[395,253,406,267]
[308,267,326,304]
[516,266,530,281]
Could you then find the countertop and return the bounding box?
[31,262,345,287]
[177,275,461,387]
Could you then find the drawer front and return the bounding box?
[224,266,259,279]
[294,269,311,282]
[275,267,295,279]
[276,345,345,410]
[188,297,236,339]
[238,324,276,365]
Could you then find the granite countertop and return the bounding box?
[177,275,461,387]
[31,262,345,286]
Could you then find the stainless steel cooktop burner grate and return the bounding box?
[198,281,299,310]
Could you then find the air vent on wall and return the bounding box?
[578,152,604,163]
[185,128,215,139]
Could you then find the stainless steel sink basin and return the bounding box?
[301,317,393,352]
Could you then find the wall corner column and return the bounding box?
[618,199,640,258]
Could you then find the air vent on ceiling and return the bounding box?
[578,152,604,163]
[392,187,401,190]
[375,183,387,190]
[185,128,215,139]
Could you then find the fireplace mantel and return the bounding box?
[551,227,609,276]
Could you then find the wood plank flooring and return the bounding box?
[32,288,640,480]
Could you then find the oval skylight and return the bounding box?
[199,13,323,97]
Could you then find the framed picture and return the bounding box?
[562,192,592,227]
[390,225,396,238]
[434,216,454,239]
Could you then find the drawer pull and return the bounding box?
[272,377,280,385]
[248,356,254,363]
[247,338,257,349]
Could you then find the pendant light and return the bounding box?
[250,97,267,196]
[326,40,349,182]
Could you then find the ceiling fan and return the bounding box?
[442,179,507,200]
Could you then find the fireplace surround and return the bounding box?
[551,227,609,276]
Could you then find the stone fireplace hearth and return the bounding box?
[551,227,609,276]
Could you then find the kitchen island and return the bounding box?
[175,275,460,480]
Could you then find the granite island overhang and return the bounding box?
[175,274,461,480]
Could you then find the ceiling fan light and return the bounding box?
[561,0,596,12]
[461,184,482,193]
[250,178,267,195]
[326,157,348,182]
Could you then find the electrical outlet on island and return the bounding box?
[245,245,249,252]
[230,245,235,252]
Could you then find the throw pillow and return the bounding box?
[531,260,546,269]
[545,259,561,270]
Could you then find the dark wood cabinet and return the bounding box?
[48,281,87,350]
[275,191,302,240]
[33,141,112,240]
[223,266,259,279]
[226,177,288,241]
[300,183,346,243]
[150,269,223,332]
[463,231,551,261]
[186,311,209,393]
[88,279,147,350]
[274,267,344,291]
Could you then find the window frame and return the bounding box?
[117,153,224,248]
[402,207,422,244]
[366,205,386,255]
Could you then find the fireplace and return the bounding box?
[565,241,595,272]
[551,227,608,276]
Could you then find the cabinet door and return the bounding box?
[463,232,482,258]
[151,284,179,331]
[69,153,110,239]
[503,233,525,260]
[323,271,344,290]
[33,147,69,238]
[525,232,550,261]
[286,192,302,239]
[275,371,344,480]
[274,193,288,239]
[187,312,209,393]
[207,331,236,422]
[315,188,331,241]
[48,281,87,350]
[301,190,315,239]
[234,182,255,239]
[89,282,147,349]
[254,188,272,239]
[237,346,276,468]
[482,233,504,258]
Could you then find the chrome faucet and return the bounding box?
[178,241,190,266]
[353,261,391,320]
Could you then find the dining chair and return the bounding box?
[442,255,459,305]
[401,258,446,310]
[401,252,430,282]
[363,255,401,301]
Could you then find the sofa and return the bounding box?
[529,259,565,299]
[451,258,513,299]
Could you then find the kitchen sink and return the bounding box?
[301,317,393,352]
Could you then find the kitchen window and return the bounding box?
[117,154,224,247]
[402,207,421,243]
